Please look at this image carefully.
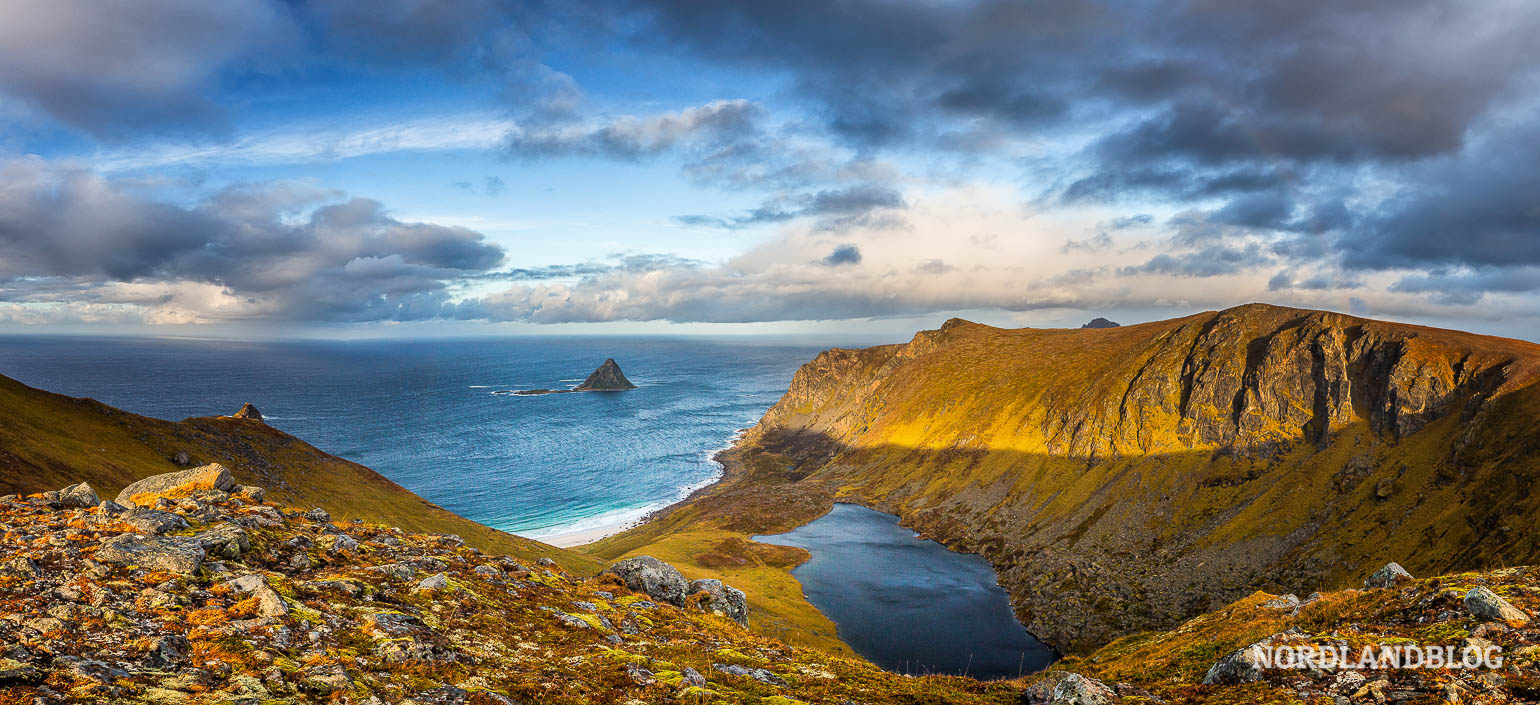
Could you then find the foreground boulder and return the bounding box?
[1204,632,1296,685]
[58,482,100,508]
[603,556,750,626]
[93,534,205,574]
[1050,672,1115,705]
[1465,586,1530,627]
[688,578,748,626]
[604,556,691,605]
[115,464,235,507]
[1364,562,1413,588]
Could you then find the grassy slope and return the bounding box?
[589,303,1540,655]
[0,372,603,575]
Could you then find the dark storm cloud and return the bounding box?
[0,0,296,139]
[821,245,862,267]
[676,185,907,231]
[0,158,504,321]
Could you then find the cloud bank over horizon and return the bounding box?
[2,0,1539,336]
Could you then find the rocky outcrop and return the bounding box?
[1080,318,1120,329]
[2,475,982,705]
[602,556,749,626]
[575,358,637,391]
[1465,586,1530,627]
[115,463,234,507]
[94,533,206,574]
[1364,562,1413,588]
[232,402,264,421]
[688,578,748,626]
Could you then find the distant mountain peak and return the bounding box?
[1081,317,1120,328]
[575,358,637,391]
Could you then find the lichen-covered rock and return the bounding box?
[1049,672,1115,705]
[195,523,251,559]
[94,533,205,574]
[689,578,748,626]
[1466,586,1530,627]
[304,507,331,523]
[123,507,190,535]
[58,482,100,508]
[232,484,266,502]
[115,464,234,507]
[414,572,449,592]
[1203,632,1292,685]
[603,555,691,606]
[1365,562,1413,588]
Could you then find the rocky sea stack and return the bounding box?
[575,358,637,391]
[231,402,264,421]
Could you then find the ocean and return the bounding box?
[0,335,842,540]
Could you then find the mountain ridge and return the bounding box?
[591,303,1540,653]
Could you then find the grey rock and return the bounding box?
[96,500,127,515]
[712,663,788,687]
[363,612,430,638]
[1050,672,1116,705]
[318,533,358,553]
[603,555,691,606]
[473,564,501,578]
[300,665,350,694]
[58,482,100,508]
[304,507,331,523]
[232,485,266,502]
[1364,562,1413,589]
[1465,586,1530,626]
[688,578,749,626]
[116,464,234,507]
[195,524,251,559]
[94,533,205,574]
[1204,632,1292,685]
[123,508,190,535]
[367,562,417,581]
[681,667,706,687]
[404,685,468,705]
[1259,594,1301,611]
[414,572,449,592]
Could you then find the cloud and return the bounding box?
[0,0,297,139]
[821,245,862,266]
[0,157,504,323]
[500,99,765,161]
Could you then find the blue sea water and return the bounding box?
[755,503,1057,679]
[0,335,838,539]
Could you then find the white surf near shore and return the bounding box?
[519,428,747,547]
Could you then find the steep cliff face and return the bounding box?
[618,304,1540,654]
[758,304,1532,462]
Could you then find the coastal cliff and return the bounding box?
[593,303,1540,654]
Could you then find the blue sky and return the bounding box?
[2,1,1540,339]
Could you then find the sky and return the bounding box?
[2,0,1539,340]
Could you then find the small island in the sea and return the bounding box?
[496,358,637,396]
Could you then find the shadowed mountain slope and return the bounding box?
[591,303,1540,653]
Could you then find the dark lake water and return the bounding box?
[753,503,1056,679]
